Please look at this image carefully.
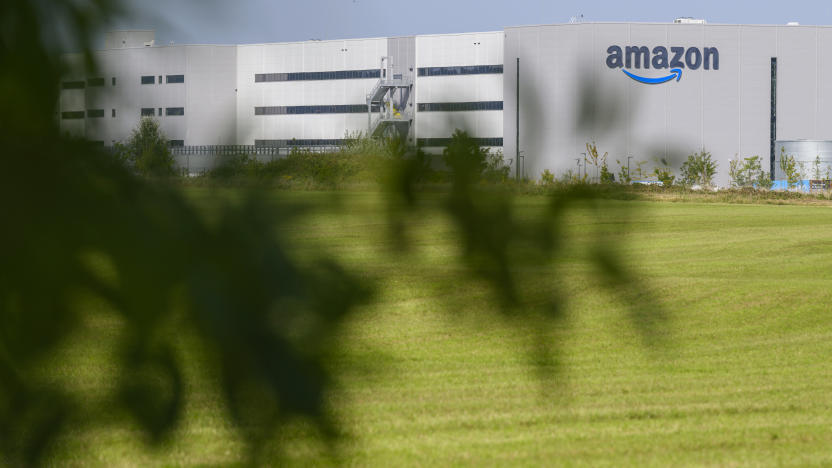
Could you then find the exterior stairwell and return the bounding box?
[367,57,413,140]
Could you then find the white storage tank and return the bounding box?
[775,140,832,179]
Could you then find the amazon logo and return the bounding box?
[606,45,720,84]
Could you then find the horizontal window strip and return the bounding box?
[255,139,345,148]
[255,104,380,115]
[141,75,155,85]
[87,109,105,118]
[418,101,503,112]
[61,111,85,120]
[255,69,381,82]
[166,74,185,84]
[87,77,106,87]
[61,81,86,90]
[166,107,185,116]
[169,140,185,147]
[418,137,503,147]
[141,108,155,117]
[417,65,503,77]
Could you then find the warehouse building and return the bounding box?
[60,22,832,185]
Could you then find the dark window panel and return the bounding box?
[141,75,155,85]
[166,107,185,116]
[61,111,85,119]
[141,108,155,117]
[255,139,345,147]
[61,81,85,90]
[168,140,185,147]
[87,77,106,87]
[417,101,503,112]
[166,75,185,84]
[417,137,503,147]
[112,109,116,118]
[87,109,105,118]
[255,69,381,82]
[255,104,375,115]
[112,77,117,86]
[417,65,504,77]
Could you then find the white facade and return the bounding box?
[60,41,237,146]
[60,24,832,184]
[60,30,505,151]
[415,32,504,148]
[503,23,832,184]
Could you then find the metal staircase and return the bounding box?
[367,57,413,140]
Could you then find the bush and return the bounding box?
[652,158,675,187]
[680,151,717,187]
[442,129,509,184]
[778,147,802,190]
[540,169,555,185]
[120,117,176,177]
[729,155,772,189]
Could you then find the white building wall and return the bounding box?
[60,44,237,146]
[415,32,504,148]
[504,23,832,185]
[235,38,387,145]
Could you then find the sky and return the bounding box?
[111,0,832,46]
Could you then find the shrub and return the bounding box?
[680,151,717,187]
[652,158,675,187]
[540,169,555,185]
[122,117,176,177]
[615,160,632,184]
[778,147,801,190]
[442,129,509,184]
[729,155,772,189]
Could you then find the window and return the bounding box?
[255,104,376,115]
[112,109,116,118]
[417,65,504,77]
[61,81,85,90]
[417,101,503,112]
[255,139,345,147]
[168,140,184,147]
[166,107,184,116]
[166,75,185,84]
[61,111,85,120]
[141,108,155,116]
[87,109,105,118]
[255,69,381,82]
[418,137,503,147]
[158,108,162,116]
[141,75,155,85]
[158,75,162,83]
[87,77,105,87]
[112,77,117,86]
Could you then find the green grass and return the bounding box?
[48,190,832,466]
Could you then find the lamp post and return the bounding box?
[627,155,633,181]
[575,158,581,178]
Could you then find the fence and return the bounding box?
[169,145,342,176]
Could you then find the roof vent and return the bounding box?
[674,17,707,24]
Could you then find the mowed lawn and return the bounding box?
[49,190,832,466]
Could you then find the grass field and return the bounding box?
[47,190,832,466]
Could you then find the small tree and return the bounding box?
[443,129,496,185]
[539,169,555,185]
[615,159,631,184]
[729,155,771,189]
[778,147,801,190]
[585,141,608,183]
[652,158,675,187]
[812,155,823,180]
[125,117,176,177]
[680,151,717,188]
